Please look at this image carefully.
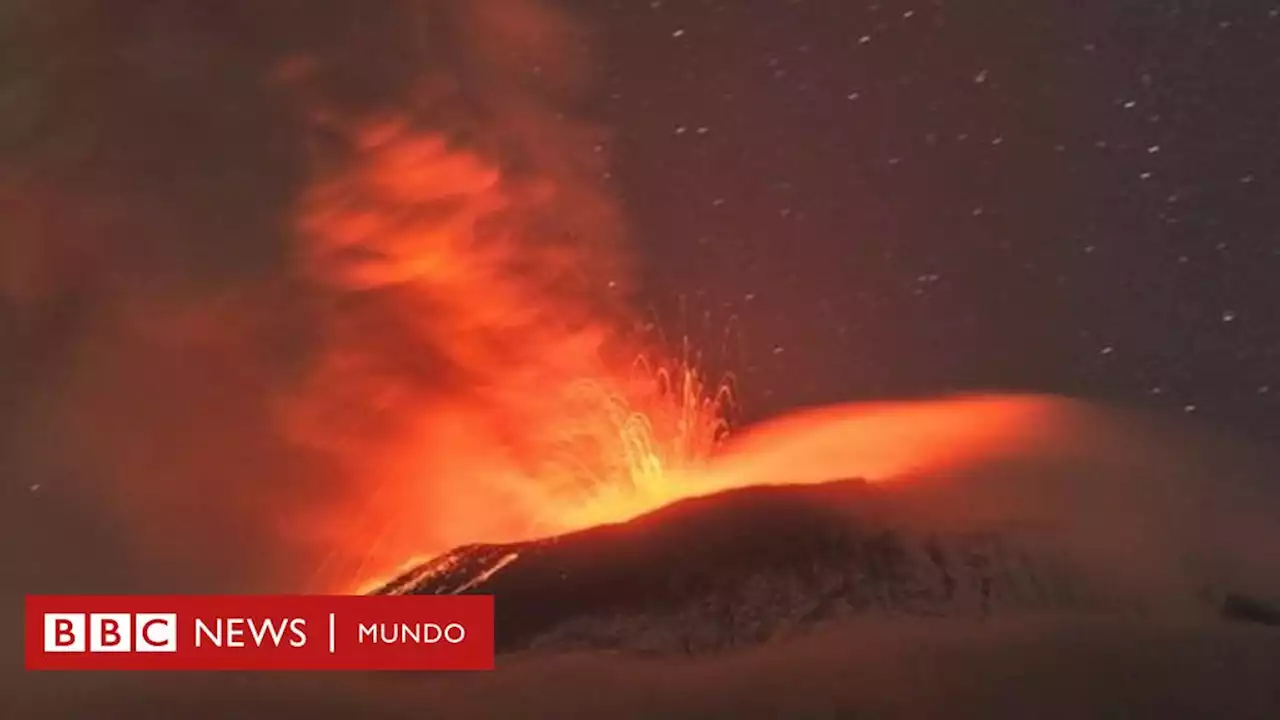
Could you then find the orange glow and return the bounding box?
[508,393,1065,534]
[279,117,1065,596]
[280,118,733,593]
[701,394,1061,492]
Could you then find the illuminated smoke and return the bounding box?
[275,3,738,592]
[0,0,669,595]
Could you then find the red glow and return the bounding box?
[277,110,1072,596]
[279,119,732,593]
[703,394,1060,491]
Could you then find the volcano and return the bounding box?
[371,478,1278,654]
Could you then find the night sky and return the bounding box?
[1,1,1276,444]
[578,1,1280,441]
[3,1,1280,593]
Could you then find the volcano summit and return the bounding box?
[372,477,1278,654]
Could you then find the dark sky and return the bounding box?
[581,0,1280,441]
[1,0,1275,443]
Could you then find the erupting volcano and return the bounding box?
[279,113,745,594]
[130,2,1268,633]
[278,119,1081,597]
[272,67,1280,613]
[367,395,1280,653]
[8,2,1280,718]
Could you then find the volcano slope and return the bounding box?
[373,477,1279,654]
[10,400,1280,719]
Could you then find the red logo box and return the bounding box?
[25,595,494,671]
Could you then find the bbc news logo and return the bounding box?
[44,613,177,653]
[25,595,494,671]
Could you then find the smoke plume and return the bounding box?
[0,0,628,599]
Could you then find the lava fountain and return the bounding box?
[278,114,737,593]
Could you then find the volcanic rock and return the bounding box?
[371,479,1277,654]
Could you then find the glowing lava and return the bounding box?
[700,394,1062,492]
[334,355,735,596]
[519,392,1068,534]
[280,117,737,593]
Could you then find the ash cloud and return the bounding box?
[0,0,625,603]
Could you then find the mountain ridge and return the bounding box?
[372,478,1277,653]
